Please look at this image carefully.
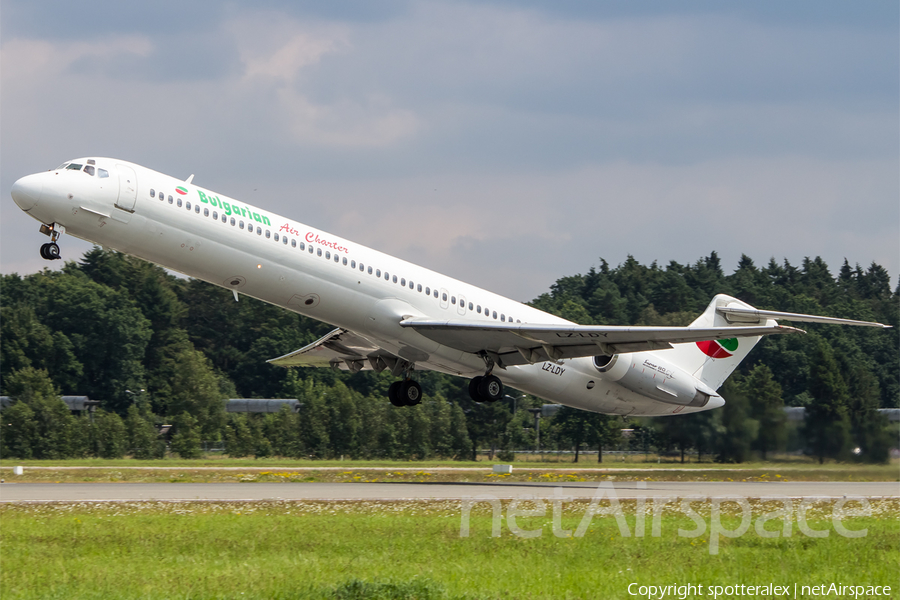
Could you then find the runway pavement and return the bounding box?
[1,481,897,502]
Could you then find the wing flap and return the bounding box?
[267,328,385,371]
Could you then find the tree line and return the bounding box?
[1,248,896,462]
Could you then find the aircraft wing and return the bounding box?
[399,318,804,367]
[267,328,390,373]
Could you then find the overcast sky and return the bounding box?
[2,1,897,302]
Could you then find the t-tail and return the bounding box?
[664,294,891,390]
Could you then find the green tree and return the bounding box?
[743,364,786,459]
[716,378,757,463]
[1,367,83,459]
[125,405,164,459]
[170,411,202,459]
[804,338,851,463]
[166,347,227,439]
[91,409,128,459]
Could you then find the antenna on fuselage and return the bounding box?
[185,174,194,184]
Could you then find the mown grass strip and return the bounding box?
[2,499,897,600]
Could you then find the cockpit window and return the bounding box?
[98,169,109,178]
[56,163,69,170]
[84,166,95,176]
[66,164,83,171]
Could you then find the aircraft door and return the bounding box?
[115,164,137,213]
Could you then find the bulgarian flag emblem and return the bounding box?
[176,186,188,195]
[696,338,738,359]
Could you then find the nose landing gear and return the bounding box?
[40,243,61,260]
[38,223,65,261]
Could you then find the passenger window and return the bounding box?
[221,214,226,223]
[292,239,297,248]
[425,287,430,295]
[309,245,314,254]
[230,217,235,226]
[300,242,305,250]
[451,296,456,304]
[213,211,218,219]
[83,166,95,176]
[493,311,498,319]
[376,269,381,277]
[433,290,439,298]
[274,233,279,241]
[368,266,373,274]
[169,195,174,204]
[468,302,473,310]
[442,293,448,301]
[417,284,422,292]
[257,226,262,235]
[351,260,356,268]
[186,201,192,210]
[325,251,331,259]
[98,169,109,178]
[401,278,406,286]
[333,253,338,261]
[359,263,364,271]
[317,248,322,257]
[204,208,209,217]
[239,221,245,230]
[150,189,156,198]
[501,315,506,322]
[177,199,183,208]
[342,257,347,265]
[195,204,200,214]
[266,230,271,238]
[385,272,390,280]
[409,281,414,289]
[393,276,398,284]
[477,306,482,314]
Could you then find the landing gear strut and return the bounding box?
[39,223,63,261]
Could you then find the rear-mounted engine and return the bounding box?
[593,353,715,408]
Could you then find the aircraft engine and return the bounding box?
[592,352,716,408]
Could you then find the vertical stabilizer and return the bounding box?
[663,294,771,390]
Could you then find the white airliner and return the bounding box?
[10,158,890,416]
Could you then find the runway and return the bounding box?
[1,481,897,502]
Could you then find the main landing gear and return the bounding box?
[38,223,64,261]
[468,374,504,403]
[388,379,422,407]
[468,354,504,403]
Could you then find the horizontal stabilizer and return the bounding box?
[717,306,891,328]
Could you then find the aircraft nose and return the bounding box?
[11,173,43,212]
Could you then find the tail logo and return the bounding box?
[696,338,738,359]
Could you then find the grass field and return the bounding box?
[2,499,897,600]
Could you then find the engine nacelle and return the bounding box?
[593,352,717,408]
